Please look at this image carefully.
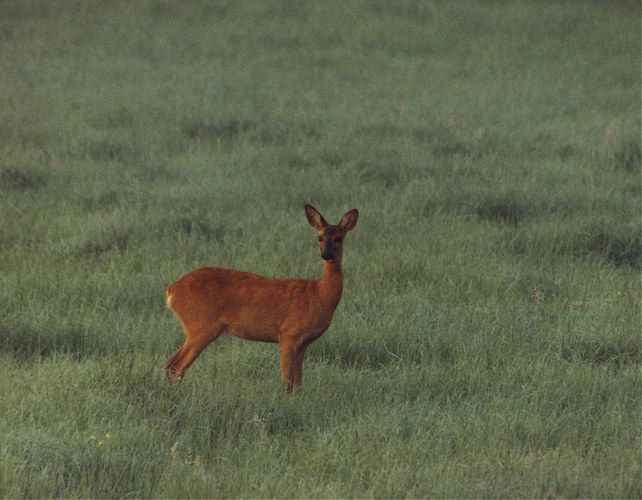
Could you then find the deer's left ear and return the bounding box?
[339,209,358,232]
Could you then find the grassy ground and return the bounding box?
[1,1,640,497]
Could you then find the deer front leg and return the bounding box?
[279,341,307,393]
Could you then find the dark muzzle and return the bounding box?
[321,250,334,261]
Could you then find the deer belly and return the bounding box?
[225,322,280,343]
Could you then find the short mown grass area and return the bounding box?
[1,1,640,498]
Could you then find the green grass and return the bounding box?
[1,0,640,497]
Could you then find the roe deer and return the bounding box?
[165,205,358,392]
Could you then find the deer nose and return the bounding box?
[321,250,333,261]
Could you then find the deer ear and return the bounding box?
[339,209,358,232]
[305,204,327,230]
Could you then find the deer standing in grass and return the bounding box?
[165,205,358,392]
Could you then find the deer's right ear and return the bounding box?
[305,204,327,230]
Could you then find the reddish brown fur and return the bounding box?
[165,205,358,392]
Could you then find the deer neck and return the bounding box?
[318,259,343,308]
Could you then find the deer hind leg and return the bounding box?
[166,326,223,384]
[166,343,188,382]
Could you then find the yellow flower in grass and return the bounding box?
[90,434,110,445]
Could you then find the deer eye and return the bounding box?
[335,237,343,243]
[318,236,323,241]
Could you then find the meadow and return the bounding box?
[0,1,640,497]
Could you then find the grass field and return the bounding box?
[1,1,640,497]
